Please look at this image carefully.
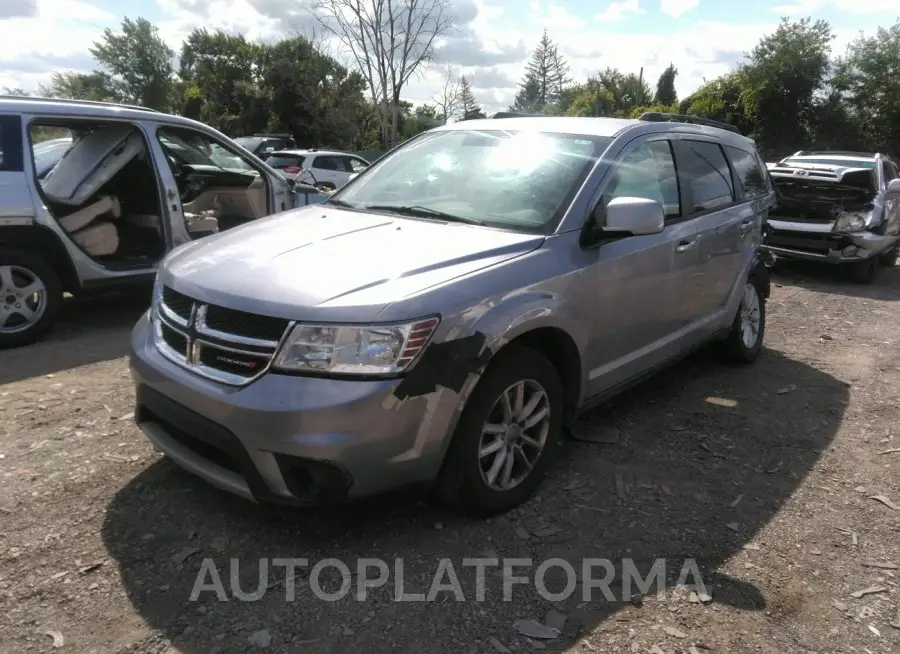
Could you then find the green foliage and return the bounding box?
[654,64,678,106]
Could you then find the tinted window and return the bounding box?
[726,146,768,199]
[881,161,895,182]
[313,156,346,171]
[607,140,680,218]
[266,155,306,168]
[0,116,25,172]
[678,140,734,212]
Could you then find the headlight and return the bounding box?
[273,316,440,375]
[834,211,868,232]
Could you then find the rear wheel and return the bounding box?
[437,346,565,516]
[0,249,63,349]
[720,277,765,364]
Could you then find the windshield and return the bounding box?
[333,129,611,232]
[234,137,263,150]
[783,157,875,169]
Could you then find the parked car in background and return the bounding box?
[0,97,327,349]
[762,150,900,283]
[130,112,774,516]
[264,149,370,189]
[233,133,296,158]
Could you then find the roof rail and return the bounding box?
[794,150,877,159]
[492,111,543,118]
[638,112,741,135]
[0,95,162,113]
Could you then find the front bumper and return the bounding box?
[762,218,899,264]
[129,312,462,505]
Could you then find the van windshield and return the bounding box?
[332,129,611,232]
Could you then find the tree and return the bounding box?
[37,71,118,102]
[740,18,834,155]
[654,64,678,106]
[432,65,461,124]
[312,0,454,148]
[89,17,174,110]
[512,30,569,112]
[836,19,900,153]
[458,76,485,120]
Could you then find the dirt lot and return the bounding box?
[1,265,899,654]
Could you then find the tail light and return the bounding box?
[284,166,302,174]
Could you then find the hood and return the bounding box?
[161,205,544,321]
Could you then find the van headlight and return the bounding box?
[834,211,868,232]
[273,316,440,375]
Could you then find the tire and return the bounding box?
[720,275,766,364]
[848,257,878,284]
[0,248,63,349]
[436,345,565,516]
[878,246,898,267]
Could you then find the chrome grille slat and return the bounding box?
[153,285,291,386]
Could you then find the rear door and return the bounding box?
[309,155,347,187]
[672,138,750,327]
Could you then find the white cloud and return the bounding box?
[660,0,700,18]
[0,0,886,115]
[832,0,899,12]
[594,0,641,23]
[771,0,826,14]
[528,0,586,30]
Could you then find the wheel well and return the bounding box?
[0,225,79,293]
[506,327,582,423]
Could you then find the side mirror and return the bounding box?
[887,178,900,195]
[596,196,665,236]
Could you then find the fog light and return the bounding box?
[843,246,859,257]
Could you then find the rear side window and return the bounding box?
[726,146,768,199]
[677,140,734,212]
[265,155,306,168]
[313,156,347,171]
[0,115,24,172]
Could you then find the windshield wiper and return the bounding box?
[325,198,355,208]
[363,204,484,225]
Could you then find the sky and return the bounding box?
[1,0,898,113]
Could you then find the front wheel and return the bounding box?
[720,277,766,364]
[436,346,565,516]
[879,246,898,268]
[0,249,63,349]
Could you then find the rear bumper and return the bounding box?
[762,218,898,264]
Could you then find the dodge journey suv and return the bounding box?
[130,113,775,515]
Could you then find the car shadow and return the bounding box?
[101,347,846,652]
[0,290,150,384]
[773,259,900,301]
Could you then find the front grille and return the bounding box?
[153,285,292,385]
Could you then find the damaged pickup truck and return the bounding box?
[762,151,900,283]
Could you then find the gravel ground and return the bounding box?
[1,264,899,654]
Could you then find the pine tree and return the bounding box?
[511,30,571,113]
[654,64,678,107]
[458,76,485,120]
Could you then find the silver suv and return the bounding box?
[130,113,776,515]
[0,96,326,348]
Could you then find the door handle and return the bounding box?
[675,239,697,253]
[739,219,755,232]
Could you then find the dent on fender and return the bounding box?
[391,331,492,401]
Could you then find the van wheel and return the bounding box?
[0,249,63,349]
[720,277,765,364]
[437,346,565,516]
[849,257,878,284]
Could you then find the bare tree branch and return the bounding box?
[432,64,461,124]
[310,0,455,147]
